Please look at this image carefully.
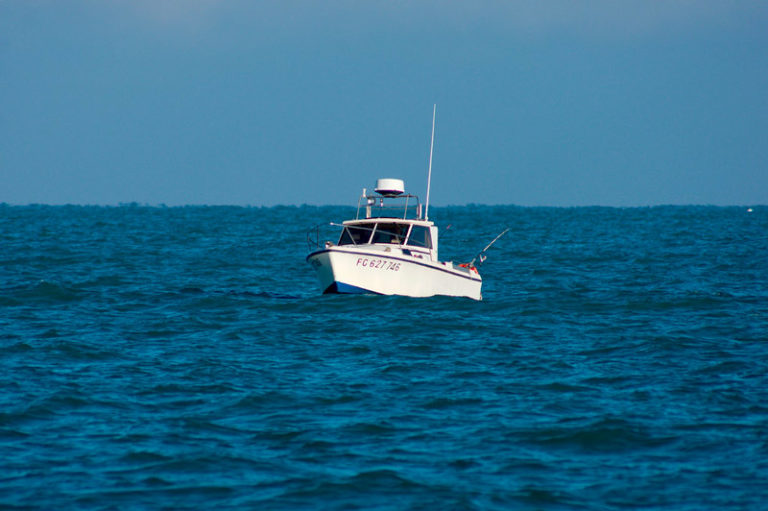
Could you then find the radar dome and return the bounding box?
[375,178,405,197]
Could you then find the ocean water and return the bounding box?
[1,204,767,510]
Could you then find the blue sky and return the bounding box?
[1,1,766,206]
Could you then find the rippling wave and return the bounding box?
[1,204,767,509]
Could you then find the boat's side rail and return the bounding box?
[307,222,366,251]
[307,224,325,252]
[306,223,329,251]
[306,222,374,250]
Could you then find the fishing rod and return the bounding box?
[470,227,510,267]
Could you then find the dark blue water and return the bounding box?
[2,204,767,510]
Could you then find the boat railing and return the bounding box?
[306,223,325,251]
[306,222,350,251]
[356,193,422,220]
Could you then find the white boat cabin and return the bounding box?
[337,218,438,261]
[331,178,440,261]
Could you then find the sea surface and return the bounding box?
[1,204,767,510]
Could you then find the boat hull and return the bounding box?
[307,247,482,300]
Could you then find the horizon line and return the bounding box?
[1,202,765,210]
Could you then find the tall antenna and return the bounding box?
[425,104,436,220]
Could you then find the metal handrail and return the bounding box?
[306,224,319,251]
[356,193,422,220]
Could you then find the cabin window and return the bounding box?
[407,225,432,248]
[371,223,409,244]
[338,225,371,245]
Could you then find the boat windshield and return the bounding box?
[371,223,410,244]
[337,222,431,248]
[338,225,372,246]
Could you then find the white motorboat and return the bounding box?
[306,106,505,300]
[306,178,483,300]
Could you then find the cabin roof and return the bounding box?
[343,218,434,227]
